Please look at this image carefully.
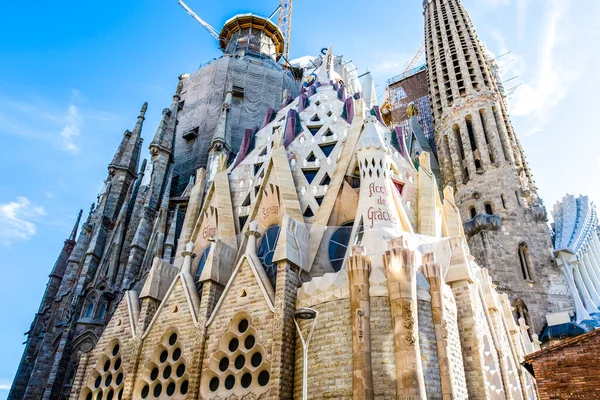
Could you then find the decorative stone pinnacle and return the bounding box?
[139,102,148,119]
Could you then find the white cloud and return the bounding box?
[0,382,10,390]
[506,0,583,136]
[59,90,83,153]
[0,197,46,246]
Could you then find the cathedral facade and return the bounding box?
[9,1,595,399]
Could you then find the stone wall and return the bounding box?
[417,299,442,398]
[293,299,352,399]
[369,297,396,400]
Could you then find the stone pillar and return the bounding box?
[458,119,477,178]
[573,265,598,314]
[382,237,427,399]
[587,236,600,281]
[492,105,514,164]
[348,246,374,400]
[583,250,600,293]
[421,255,454,400]
[577,254,600,307]
[557,251,593,323]
[269,260,301,399]
[446,132,466,185]
[470,113,491,168]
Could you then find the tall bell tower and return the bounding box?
[423,0,571,333]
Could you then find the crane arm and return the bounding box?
[178,0,220,40]
[405,42,425,72]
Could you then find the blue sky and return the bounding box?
[0,0,598,396]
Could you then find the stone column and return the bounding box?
[578,253,600,307]
[469,113,491,168]
[482,106,504,166]
[421,255,453,400]
[573,265,599,314]
[583,250,600,293]
[446,132,466,185]
[556,251,593,324]
[491,105,514,164]
[458,119,477,178]
[269,260,301,399]
[382,237,427,399]
[348,246,374,400]
[587,236,600,281]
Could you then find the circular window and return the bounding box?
[241,373,252,388]
[150,368,159,381]
[168,333,178,346]
[86,392,93,400]
[180,380,189,395]
[258,370,270,386]
[96,392,103,400]
[257,225,281,286]
[116,373,123,385]
[219,357,229,372]
[95,376,101,388]
[106,390,114,400]
[225,375,235,390]
[118,389,123,400]
[244,335,255,350]
[103,360,111,372]
[228,338,239,352]
[114,358,121,370]
[238,319,249,333]
[166,382,176,396]
[141,385,149,399]
[172,348,181,361]
[176,363,186,377]
[153,383,162,397]
[105,374,112,386]
[235,355,245,370]
[328,222,354,272]
[251,352,262,368]
[112,344,120,356]
[209,377,219,392]
[163,365,172,379]
[160,350,168,363]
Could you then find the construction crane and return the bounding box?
[404,42,425,72]
[178,0,220,40]
[278,0,293,61]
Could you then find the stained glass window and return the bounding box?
[258,225,280,287]
[328,222,354,272]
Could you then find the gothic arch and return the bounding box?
[61,332,97,398]
[512,298,533,339]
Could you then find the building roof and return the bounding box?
[525,328,600,362]
[219,14,285,60]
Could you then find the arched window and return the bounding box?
[328,222,354,272]
[469,206,477,219]
[518,242,533,281]
[83,293,98,319]
[258,225,281,287]
[484,202,493,215]
[96,301,107,320]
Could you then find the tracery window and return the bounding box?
[257,225,280,287]
[200,312,271,399]
[135,330,189,399]
[328,222,354,272]
[79,340,124,400]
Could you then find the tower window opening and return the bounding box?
[484,202,493,215]
[518,242,534,282]
[470,206,477,219]
[479,109,494,163]
[501,194,507,209]
[465,116,477,151]
[453,124,465,160]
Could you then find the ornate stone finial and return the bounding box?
[139,102,148,119]
[406,103,419,117]
[181,241,196,274]
[86,203,96,223]
[422,252,436,264]
[68,209,84,241]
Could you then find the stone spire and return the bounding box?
[150,76,183,157]
[68,209,83,242]
[109,102,146,176]
[424,0,562,333]
[362,72,377,111]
